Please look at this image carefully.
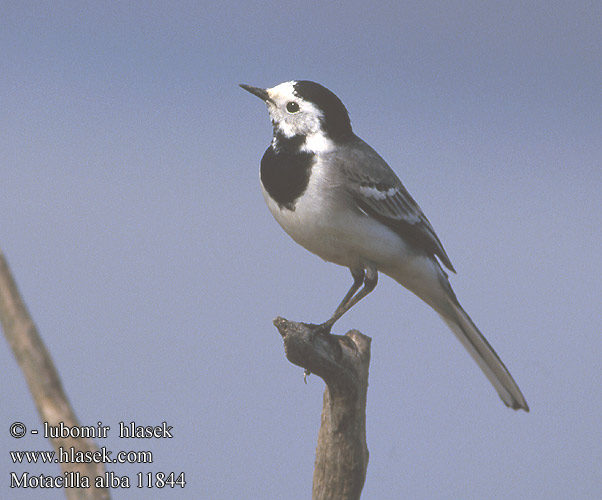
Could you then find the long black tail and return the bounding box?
[391,260,529,411]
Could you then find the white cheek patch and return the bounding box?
[274,118,297,138]
[359,185,399,200]
[266,101,301,139]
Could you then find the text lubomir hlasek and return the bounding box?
[43,421,173,439]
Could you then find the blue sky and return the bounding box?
[2,1,601,498]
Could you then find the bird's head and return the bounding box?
[240,80,354,153]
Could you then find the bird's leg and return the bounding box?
[334,268,365,315]
[308,269,362,337]
[316,264,378,334]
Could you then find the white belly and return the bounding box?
[261,169,410,272]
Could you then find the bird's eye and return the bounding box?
[286,101,300,113]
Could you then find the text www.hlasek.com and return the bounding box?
[10,447,153,464]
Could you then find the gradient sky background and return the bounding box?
[2,1,601,499]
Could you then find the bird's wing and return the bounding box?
[339,140,456,273]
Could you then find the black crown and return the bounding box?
[293,81,353,141]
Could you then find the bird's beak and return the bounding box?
[239,84,272,103]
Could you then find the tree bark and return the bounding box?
[274,317,371,500]
[0,250,110,500]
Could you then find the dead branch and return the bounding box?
[274,317,371,500]
[0,250,110,500]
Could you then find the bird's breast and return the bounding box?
[261,161,408,271]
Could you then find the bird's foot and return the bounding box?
[306,320,334,339]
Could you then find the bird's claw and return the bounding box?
[308,321,333,340]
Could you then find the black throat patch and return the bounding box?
[260,134,313,211]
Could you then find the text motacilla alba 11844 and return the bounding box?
[240,80,528,411]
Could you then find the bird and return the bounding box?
[240,80,529,411]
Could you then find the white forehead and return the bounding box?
[266,81,296,103]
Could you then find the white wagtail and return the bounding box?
[240,80,529,411]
